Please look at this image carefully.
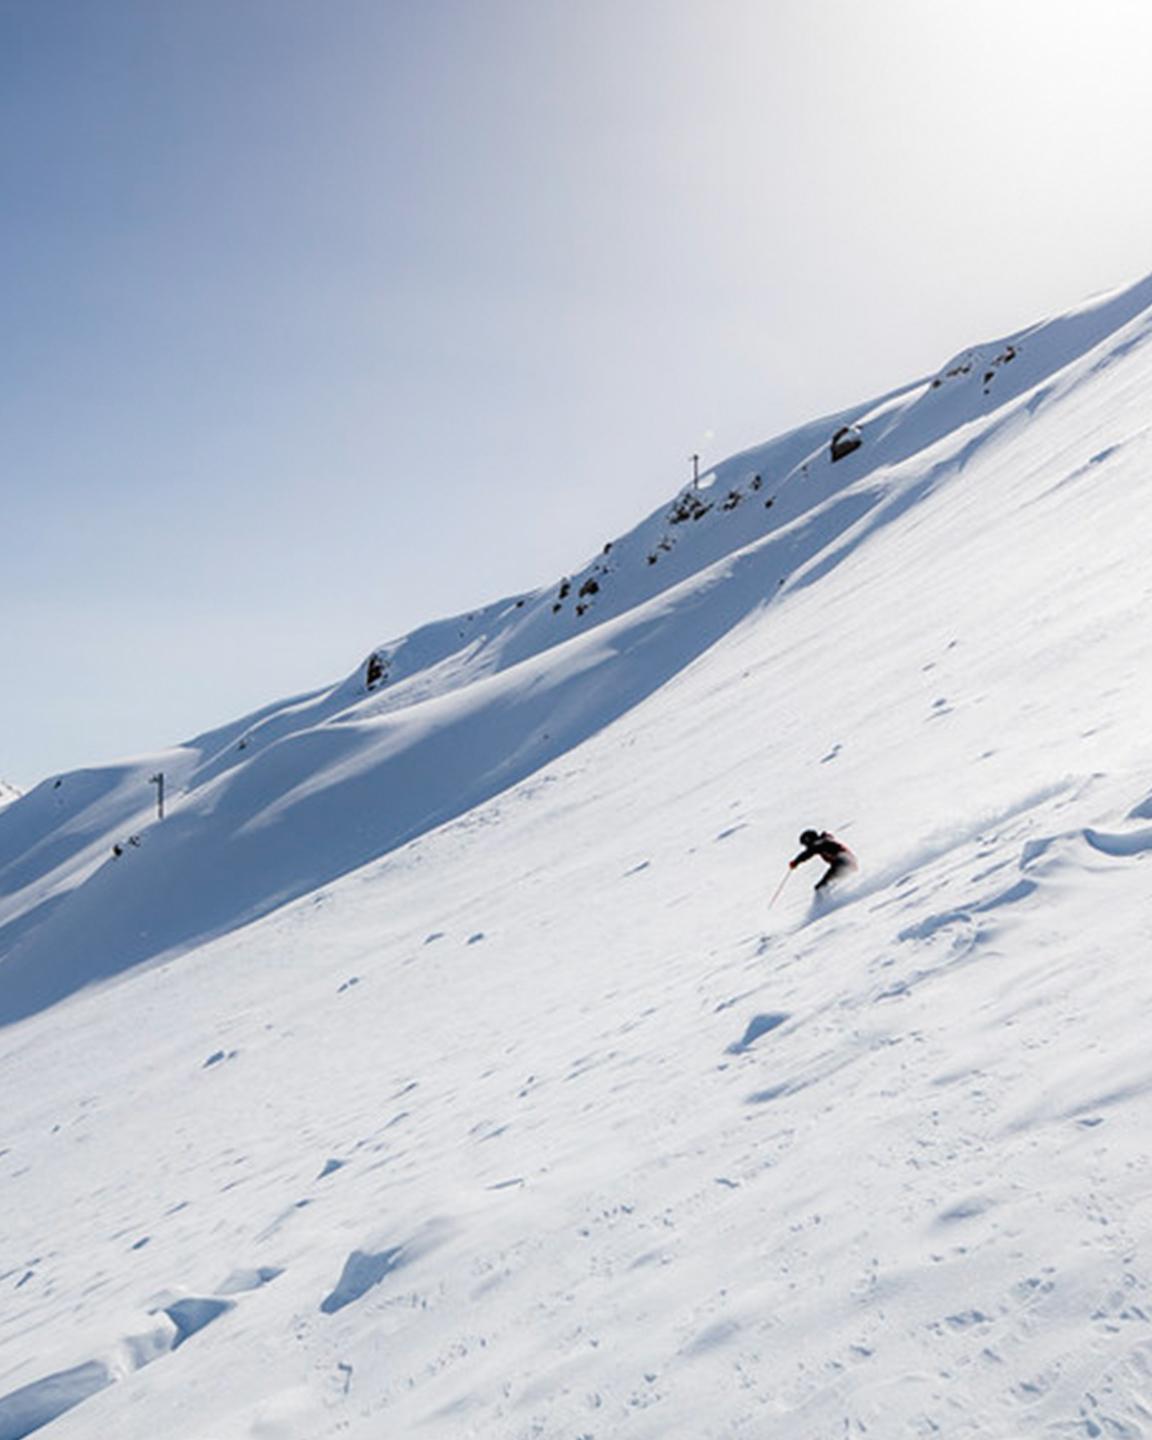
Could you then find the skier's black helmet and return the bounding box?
[799,829,819,846]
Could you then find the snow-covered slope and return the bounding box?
[4,275,1152,1029]
[0,781,20,813]
[3,276,1152,1439]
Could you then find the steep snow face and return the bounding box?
[0,780,21,811]
[4,274,1152,1029]
[3,276,1152,1437]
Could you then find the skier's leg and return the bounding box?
[817,855,855,890]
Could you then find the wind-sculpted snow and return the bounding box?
[5,276,1152,1438]
[0,1363,112,1440]
[319,1246,408,1314]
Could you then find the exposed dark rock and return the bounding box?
[830,425,863,462]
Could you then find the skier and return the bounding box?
[789,828,856,891]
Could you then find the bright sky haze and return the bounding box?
[5,0,1152,786]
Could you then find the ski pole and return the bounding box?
[767,867,792,910]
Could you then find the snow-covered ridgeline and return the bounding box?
[3,274,1152,1437]
[3,275,1152,1031]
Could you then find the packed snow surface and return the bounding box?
[3,276,1152,1438]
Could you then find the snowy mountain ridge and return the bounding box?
[4,274,1152,1031]
[4,274,1152,1439]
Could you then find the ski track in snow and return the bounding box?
[4,277,1152,1437]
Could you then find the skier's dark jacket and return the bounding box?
[790,832,856,887]
[790,832,849,867]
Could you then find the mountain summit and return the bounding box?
[3,276,1152,1438]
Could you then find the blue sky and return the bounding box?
[5,0,1152,785]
